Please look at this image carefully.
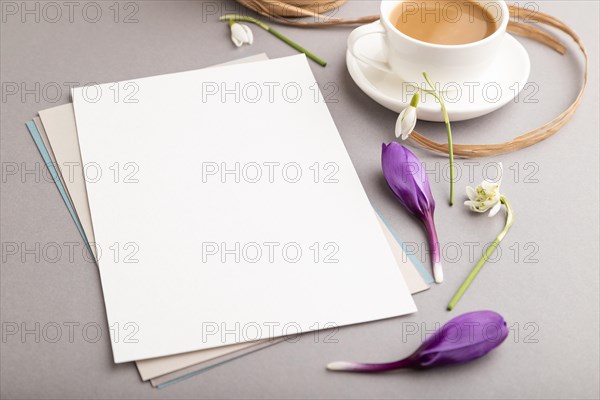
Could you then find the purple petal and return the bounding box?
[410,310,509,368]
[399,144,435,212]
[381,143,434,219]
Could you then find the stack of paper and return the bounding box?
[26,54,432,388]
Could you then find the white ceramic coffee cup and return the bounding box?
[348,0,509,87]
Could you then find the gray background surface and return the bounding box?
[1,0,599,398]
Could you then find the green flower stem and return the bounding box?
[423,72,454,206]
[220,15,327,67]
[447,196,514,311]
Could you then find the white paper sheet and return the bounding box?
[36,54,427,381]
[72,54,417,363]
[36,102,428,381]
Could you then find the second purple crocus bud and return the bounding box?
[381,142,443,283]
[327,310,509,372]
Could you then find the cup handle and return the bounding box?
[347,21,393,73]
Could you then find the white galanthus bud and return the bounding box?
[464,163,504,217]
[395,93,419,140]
[230,22,253,47]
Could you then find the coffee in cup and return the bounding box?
[390,0,499,45]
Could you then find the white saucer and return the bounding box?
[346,33,530,122]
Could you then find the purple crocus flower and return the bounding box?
[327,310,509,372]
[382,142,443,283]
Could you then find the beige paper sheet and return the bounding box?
[150,338,283,388]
